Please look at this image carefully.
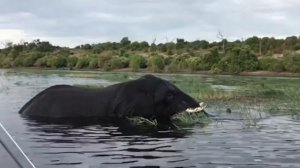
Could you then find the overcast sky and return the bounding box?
[0,0,299,48]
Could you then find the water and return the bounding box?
[1,69,300,168]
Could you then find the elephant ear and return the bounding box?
[112,80,155,118]
[153,79,176,104]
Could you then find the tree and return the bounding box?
[80,44,92,50]
[130,41,140,50]
[150,43,157,52]
[176,38,186,49]
[140,41,149,49]
[36,41,55,52]
[285,36,298,50]
[245,36,260,53]
[120,37,131,46]
[190,40,209,49]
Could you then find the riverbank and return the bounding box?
[3,67,300,78]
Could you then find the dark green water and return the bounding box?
[0,69,300,168]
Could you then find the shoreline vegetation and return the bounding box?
[1,36,300,75]
[4,67,300,78]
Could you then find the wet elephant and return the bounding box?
[19,75,200,125]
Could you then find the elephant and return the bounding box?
[19,75,200,126]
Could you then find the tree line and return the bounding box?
[0,36,300,73]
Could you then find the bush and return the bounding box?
[259,57,284,72]
[22,53,44,67]
[164,56,174,66]
[76,57,91,69]
[129,55,147,72]
[165,62,180,73]
[171,55,190,69]
[147,55,165,72]
[167,49,173,55]
[98,55,112,68]
[12,57,24,67]
[46,56,67,68]
[67,57,78,68]
[186,57,202,71]
[0,57,13,68]
[283,53,300,72]
[88,58,98,69]
[215,46,259,73]
[201,47,220,70]
[34,56,48,67]
[110,56,129,69]
[23,56,37,67]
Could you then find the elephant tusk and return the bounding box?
[185,102,206,113]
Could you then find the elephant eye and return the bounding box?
[166,93,174,102]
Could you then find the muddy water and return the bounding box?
[0,69,300,168]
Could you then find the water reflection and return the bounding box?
[22,117,194,167]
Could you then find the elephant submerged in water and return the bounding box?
[19,75,201,126]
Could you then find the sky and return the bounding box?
[0,0,299,48]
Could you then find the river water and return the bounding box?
[0,69,300,168]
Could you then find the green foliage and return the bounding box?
[127,117,158,128]
[215,46,259,73]
[129,55,147,71]
[120,37,131,46]
[186,57,202,71]
[171,55,190,69]
[186,48,220,71]
[0,56,13,68]
[259,57,284,72]
[46,56,67,68]
[164,56,174,66]
[12,57,24,67]
[23,56,37,67]
[166,62,180,73]
[172,112,210,127]
[147,55,165,72]
[67,57,78,68]
[130,42,141,51]
[109,56,129,69]
[203,47,221,70]
[98,53,113,68]
[190,40,209,49]
[245,36,260,53]
[2,36,300,74]
[35,56,48,67]
[283,53,300,72]
[150,43,156,52]
[8,52,44,67]
[76,57,91,69]
[88,58,98,69]
[36,41,56,52]
[176,38,186,49]
[80,44,92,50]
[157,43,167,52]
